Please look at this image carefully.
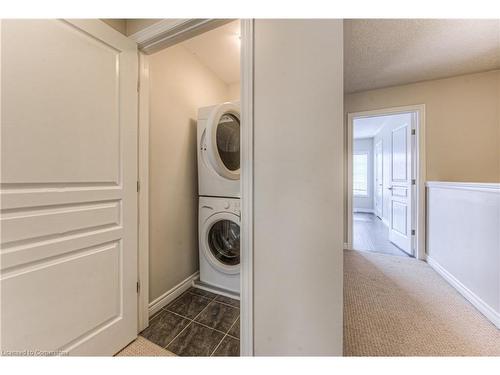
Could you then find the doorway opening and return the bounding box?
[347,106,426,259]
[135,19,254,356]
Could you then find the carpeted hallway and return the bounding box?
[344,250,500,356]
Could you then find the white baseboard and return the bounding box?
[148,271,199,317]
[427,256,500,329]
[344,242,352,250]
[353,208,374,214]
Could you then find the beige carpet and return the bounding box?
[344,250,500,356]
[116,336,176,357]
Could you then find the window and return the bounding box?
[353,152,369,196]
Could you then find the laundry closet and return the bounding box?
[140,20,242,356]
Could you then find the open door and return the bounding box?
[1,20,138,355]
[388,119,413,255]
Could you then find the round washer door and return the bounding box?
[203,212,240,274]
[206,103,240,180]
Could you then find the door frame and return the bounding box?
[374,138,383,218]
[346,105,426,260]
[134,19,254,356]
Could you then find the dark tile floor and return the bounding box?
[141,287,240,356]
[353,212,410,257]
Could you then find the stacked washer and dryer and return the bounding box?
[197,102,240,295]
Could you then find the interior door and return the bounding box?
[388,121,413,255]
[0,20,138,355]
[374,140,383,218]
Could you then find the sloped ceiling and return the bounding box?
[181,20,240,84]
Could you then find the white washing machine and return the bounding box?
[197,102,240,198]
[199,196,240,294]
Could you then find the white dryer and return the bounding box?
[197,102,240,198]
[199,196,240,294]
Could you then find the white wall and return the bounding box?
[148,44,237,302]
[372,113,412,224]
[253,19,344,355]
[426,182,500,328]
[352,138,374,212]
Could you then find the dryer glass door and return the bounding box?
[206,103,240,180]
[208,219,240,266]
[216,113,240,172]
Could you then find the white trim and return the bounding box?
[148,272,200,318]
[426,181,500,193]
[347,104,426,260]
[353,208,374,214]
[343,242,352,250]
[427,256,500,329]
[129,19,231,55]
[129,19,189,44]
[240,19,254,357]
[137,52,150,332]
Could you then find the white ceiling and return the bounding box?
[353,113,412,139]
[344,19,500,94]
[181,20,240,85]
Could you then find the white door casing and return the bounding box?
[0,20,138,355]
[374,140,383,218]
[388,120,413,255]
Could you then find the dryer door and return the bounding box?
[206,103,240,180]
[203,212,240,274]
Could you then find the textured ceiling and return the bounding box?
[344,19,500,93]
[182,20,240,84]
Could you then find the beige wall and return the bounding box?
[228,82,241,101]
[101,19,126,35]
[101,19,163,36]
[253,19,344,355]
[345,70,500,183]
[149,44,236,302]
[126,19,163,36]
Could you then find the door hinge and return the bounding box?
[137,79,140,93]
[137,180,140,192]
[411,229,416,236]
[411,129,416,135]
[412,179,416,185]
[137,281,141,294]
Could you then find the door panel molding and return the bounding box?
[0,19,138,355]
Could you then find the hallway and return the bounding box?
[353,213,409,257]
[343,250,500,356]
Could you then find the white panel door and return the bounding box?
[0,19,138,355]
[374,140,383,219]
[388,121,413,255]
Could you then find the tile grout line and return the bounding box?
[164,308,231,336]
[209,313,240,356]
[144,291,210,329]
[161,293,218,352]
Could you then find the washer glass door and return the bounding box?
[208,219,240,266]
